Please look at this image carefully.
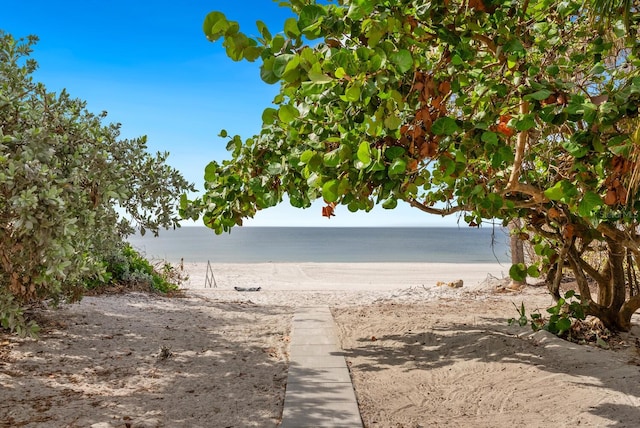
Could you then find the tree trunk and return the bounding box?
[600,237,626,312]
[618,295,640,331]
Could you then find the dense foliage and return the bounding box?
[0,32,193,335]
[88,244,182,294]
[187,0,640,331]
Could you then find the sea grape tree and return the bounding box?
[0,32,194,308]
[188,0,640,331]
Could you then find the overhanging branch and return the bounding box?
[407,198,467,216]
[501,182,548,204]
[597,223,640,253]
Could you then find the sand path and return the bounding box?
[2,263,640,427]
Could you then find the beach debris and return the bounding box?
[436,279,463,288]
[478,274,514,292]
[234,286,262,292]
[157,345,173,361]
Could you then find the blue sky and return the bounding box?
[2,1,459,227]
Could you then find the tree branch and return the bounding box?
[471,34,497,55]
[502,182,548,204]
[407,198,467,216]
[572,250,608,287]
[506,100,530,191]
[597,223,640,252]
[619,295,640,330]
[567,246,595,302]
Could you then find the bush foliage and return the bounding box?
[90,244,182,294]
[0,32,193,336]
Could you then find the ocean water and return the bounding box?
[127,227,510,264]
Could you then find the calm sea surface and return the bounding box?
[127,227,510,264]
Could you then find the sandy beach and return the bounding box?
[2,262,640,427]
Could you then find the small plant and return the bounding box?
[509,290,588,338]
[87,244,183,294]
[0,289,40,338]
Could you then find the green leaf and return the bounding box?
[267,162,283,175]
[225,137,240,153]
[544,182,564,201]
[278,104,300,123]
[590,63,605,75]
[256,20,271,41]
[204,162,218,182]
[431,117,459,135]
[262,108,278,125]
[515,114,536,131]
[284,18,301,38]
[323,150,340,167]
[365,22,386,47]
[487,193,503,211]
[218,129,228,138]
[203,12,229,40]
[556,317,572,332]
[546,65,560,76]
[390,49,413,74]
[271,35,285,52]
[388,158,407,176]
[299,4,326,31]
[322,179,340,202]
[544,180,577,202]
[503,38,525,54]
[335,67,347,79]
[577,192,603,217]
[224,33,256,61]
[357,141,371,165]
[260,58,279,84]
[481,131,498,145]
[509,263,527,282]
[562,140,590,158]
[273,54,294,78]
[525,89,552,101]
[347,1,374,20]
[385,146,405,160]
[384,115,402,130]
[309,70,333,83]
[300,150,315,164]
[382,197,398,209]
[527,264,540,278]
[344,84,361,102]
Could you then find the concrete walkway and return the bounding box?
[280,306,363,428]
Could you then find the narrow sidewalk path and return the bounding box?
[280,306,363,428]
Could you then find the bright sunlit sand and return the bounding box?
[3,263,640,427]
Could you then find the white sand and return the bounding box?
[2,262,640,427]
[183,262,511,306]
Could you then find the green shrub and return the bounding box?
[0,288,39,338]
[89,244,182,293]
[509,290,588,338]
